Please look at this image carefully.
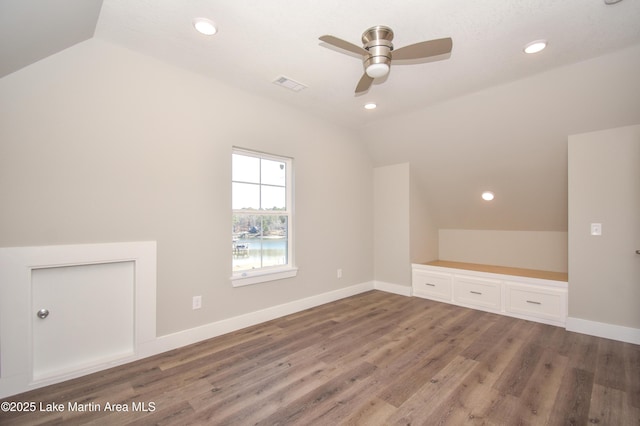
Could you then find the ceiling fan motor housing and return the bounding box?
[362,25,393,72]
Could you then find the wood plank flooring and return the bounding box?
[1,290,639,425]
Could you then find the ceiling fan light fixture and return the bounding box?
[523,40,547,54]
[366,63,390,78]
[319,25,453,93]
[193,18,217,36]
[364,102,377,110]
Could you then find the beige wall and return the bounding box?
[410,169,438,264]
[439,229,568,272]
[373,163,439,284]
[373,163,411,286]
[0,38,374,336]
[568,125,640,329]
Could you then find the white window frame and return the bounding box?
[230,147,297,287]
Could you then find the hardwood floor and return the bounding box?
[1,290,639,425]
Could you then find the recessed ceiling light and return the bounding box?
[193,18,217,36]
[364,103,377,110]
[523,40,547,54]
[481,191,495,201]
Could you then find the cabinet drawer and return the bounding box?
[412,270,452,302]
[454,275,501,311]
[506,283,566,322]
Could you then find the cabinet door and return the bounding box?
[31,262,135,381]
[505,282,567,325]
[412,270,452,302]
[454,275,501,311]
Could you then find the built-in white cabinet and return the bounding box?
[411,269,452,302]
[454,274,502,311]
[412,262,568,327]
[504,281,567,325]
[0,242,157,399]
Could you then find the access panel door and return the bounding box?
[31,261,135,381]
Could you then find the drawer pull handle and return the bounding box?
[425,283,436,287]
[470,291,482,295]
[526,300,542,305]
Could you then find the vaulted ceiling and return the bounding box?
[2,0,640,231]
[3,0,640,127]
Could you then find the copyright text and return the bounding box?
[1,400,156,413]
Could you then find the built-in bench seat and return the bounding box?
[412,260,568,327]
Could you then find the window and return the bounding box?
[231,148,296,286]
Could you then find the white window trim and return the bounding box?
[231,147,296,286]
[230,266,298,287]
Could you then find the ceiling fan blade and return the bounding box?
[392,37,453,60]
[319,35,367,56]
[355,73,374,94]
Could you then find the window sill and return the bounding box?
[230,267,298,287]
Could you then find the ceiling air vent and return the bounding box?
[273,76,307,92]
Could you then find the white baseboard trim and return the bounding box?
[1,281,376,398]
[566,317,640,345]
[373,281,412,297]
[144,281,376,356]
[8,279,640,399]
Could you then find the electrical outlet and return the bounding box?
[192,295,202,310]
[337,268,342,279]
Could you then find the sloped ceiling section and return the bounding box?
[362,43,640,231]
[0,0,103,78]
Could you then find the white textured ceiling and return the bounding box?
[92,0,640,128]
[2,0,638,129]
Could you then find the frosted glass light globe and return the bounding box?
[366,63,389,78]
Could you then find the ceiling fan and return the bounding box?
[319,26,453,94]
